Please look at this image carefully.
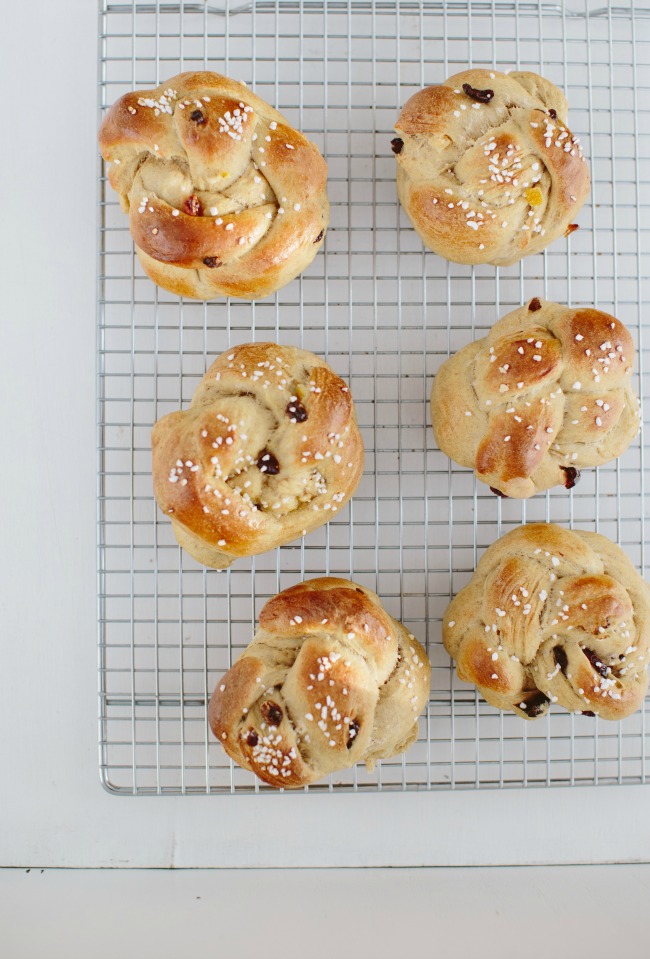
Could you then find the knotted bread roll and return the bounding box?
[152,343,363,569]
[98,72,329,299]
[443,524,650,720]
[209,577,431,787]
[431,299,640,498]
[393,69,590,266]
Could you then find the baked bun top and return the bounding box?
[99,71,329,299]
[209,578,430,787]
[443,524,650,721]
[394,69,590,266]
[152,343,364,568]
[431,299,639,498]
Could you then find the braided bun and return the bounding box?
[431,299,639,498]
[393,69,590,266]
[99,72,329,299]
[209,578,430,787]
[443,524,650,720]
[152,343,363,569]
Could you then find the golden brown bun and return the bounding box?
[393,69,590,266]
[443,524,650,720]
[152,343,363,568]
[98,72,329,299]
[209,578,431,787]
[431,299,639,498]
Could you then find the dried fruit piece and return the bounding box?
[565,223,579,237]
[190,109,206,123]
[553,646,568,673]
[525,187,543,207]
[202,256,221,268]
[462,82,494,103]
[286,400,308,423]
[257,449,280,475]
[561,466,580,490]
[520,691,549,718]
[347,720,360,748]
[260,701,284,726]
[391,137,404,154]
[582,648,610,678]
[184,194,203,216]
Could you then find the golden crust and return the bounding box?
[208,578,431,788]
[98,72,329,300]
[431,299,640,498]
[443,524,650,721]
[260,581,397,679]
[152,343,364,569]
[393,69,590,266]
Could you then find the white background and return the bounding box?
[2,0,650,952]
[3,865,650,958]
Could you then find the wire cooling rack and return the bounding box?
[98,0,650,794]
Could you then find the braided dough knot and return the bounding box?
[209,578,431,787]
[394,69,590,265]
[99,72,329,299]
[431,300,640,498]
[443,525,650,720]
[152,343,364,569]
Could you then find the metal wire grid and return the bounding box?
[98,0,650,794]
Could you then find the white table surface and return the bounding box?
[2,865,650,959]
[4,0,650,886]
